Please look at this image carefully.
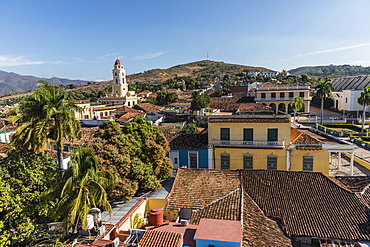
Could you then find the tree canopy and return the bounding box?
[155,91,178,105]
[190,91,211,111]
[11,81,81,168]
[91,118,172,200]
[43,146,116,231]
[0,149,57,246]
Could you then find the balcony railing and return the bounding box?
[256,97,312,101]
[213,140,285,149]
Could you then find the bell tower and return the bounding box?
[112,59,128,97]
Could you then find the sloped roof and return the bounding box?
[168,133,208,149]
[238,103,272,112]
[242,170,370,240]
[243,192,292,246]
[138,230,183,247]
[116,112,145,123]
[332,76,370,91]
[133,103,164,113]
[335,176,370,193]
[291,128,323,150]
[190,188,241,225]
[166,168,240,211]
[113,105,140,114]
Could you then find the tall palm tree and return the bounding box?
[11,81,81,169]
[358,86,370,135]
[315,78,334,125]
[289,96,304,121]
[44,146,116,231]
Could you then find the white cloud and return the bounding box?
[133,51,169,60]
[298,43,370,57]
[0,56,45,66]
[100,53,121,58]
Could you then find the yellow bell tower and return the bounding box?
[111,59,128,97]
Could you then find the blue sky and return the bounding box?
[1,0,370,81]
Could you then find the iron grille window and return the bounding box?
[261,93,266,98]
[243,155,253,169]
[271,93,276,98]
[303,156,313,171]
[220,128,230,140]
[221,154,230,169]
[299,92,304,98]
[289,92,294,98]
[280,92,285,98]
[267,156,277,170]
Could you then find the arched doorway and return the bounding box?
[278,103,286,113]
[269,103,277,113]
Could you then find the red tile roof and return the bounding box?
[238,103,272,112]
[133,103,164,113]
[335,176,370,193]
[168,133,208,149]
[138,230,183,247]
[242,170,370,240]
[194,218,242,243]
[243,192,292,246]
[116,112,145,123]
[190,188,241,225]
[166,168,240,211]
[152,222,198,247]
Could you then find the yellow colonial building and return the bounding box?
[208,112,355,175]
[250,84,311,114]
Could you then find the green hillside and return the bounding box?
[289,64,370,77]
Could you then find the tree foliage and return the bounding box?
[155,91,178,105]
[181,120,200,133]
[315,78,334,125]
[91,118,172,201]
[358,86,370,135]
[190,91,211,110]
[289,96,304,121]
[43,146,116,231]
[11,81,81,168]
[0,149,57,246]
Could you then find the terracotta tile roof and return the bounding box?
[116,112,145,123]
[112,105,140,114]
[210,96,241,111]
[190,188,241,225]
[291,128,323,150]
[335,176,370,193]
[133,103,164,113]
[166,168,240,211]
[243,192,292,246]
[194,218,242,243]
[238,103,272,112]
[138,230,183,247]
[168,133,208,149]
[242,170,370,240]
[152,222,198,247]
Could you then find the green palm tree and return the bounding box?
[11,81,81,169]
[44,146,116,231]
[358,86,370,135]
[289,96,304,121]
[315,78,334,125]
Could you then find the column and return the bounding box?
[350,151,354,176]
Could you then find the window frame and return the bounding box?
[221,153,230,169]
[220,128,230,141]
[243,154,253,170]
[267,155,277,170]
[188,151,198,168]
[303,156,314,171]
